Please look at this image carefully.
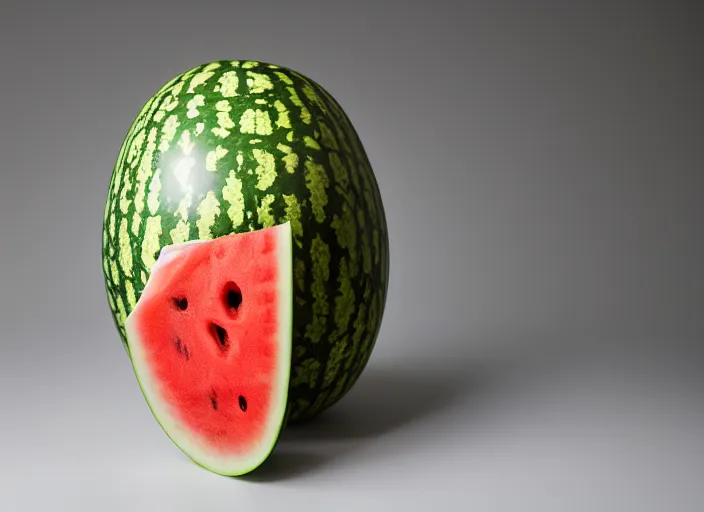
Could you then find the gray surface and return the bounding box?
[1,1,703,510]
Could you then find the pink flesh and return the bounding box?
[130,229,282,454]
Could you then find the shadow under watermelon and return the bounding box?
[240,356,485,482]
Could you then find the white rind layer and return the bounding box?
[124,222,293,476]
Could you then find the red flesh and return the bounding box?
[129,229,283,454]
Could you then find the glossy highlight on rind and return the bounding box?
[102,59,390,424]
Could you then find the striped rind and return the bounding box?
[102,60,389,422]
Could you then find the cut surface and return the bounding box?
[125,222,292,476]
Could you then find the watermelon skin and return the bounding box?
[102,60,389,422]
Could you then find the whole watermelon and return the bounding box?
[102,60,389,422]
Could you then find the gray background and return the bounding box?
[0,0,702,510]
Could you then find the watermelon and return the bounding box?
[126,223,293,475]
[102,60,389,474]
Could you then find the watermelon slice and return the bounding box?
[125,222,293,476]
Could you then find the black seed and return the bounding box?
[224,282,243,314]
[173,297,188,311]
[174,337,190,360]
[238,395,247,412]
[209,323,229,350]
[210,395,218,410]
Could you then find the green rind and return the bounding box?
[102,59,389,424]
